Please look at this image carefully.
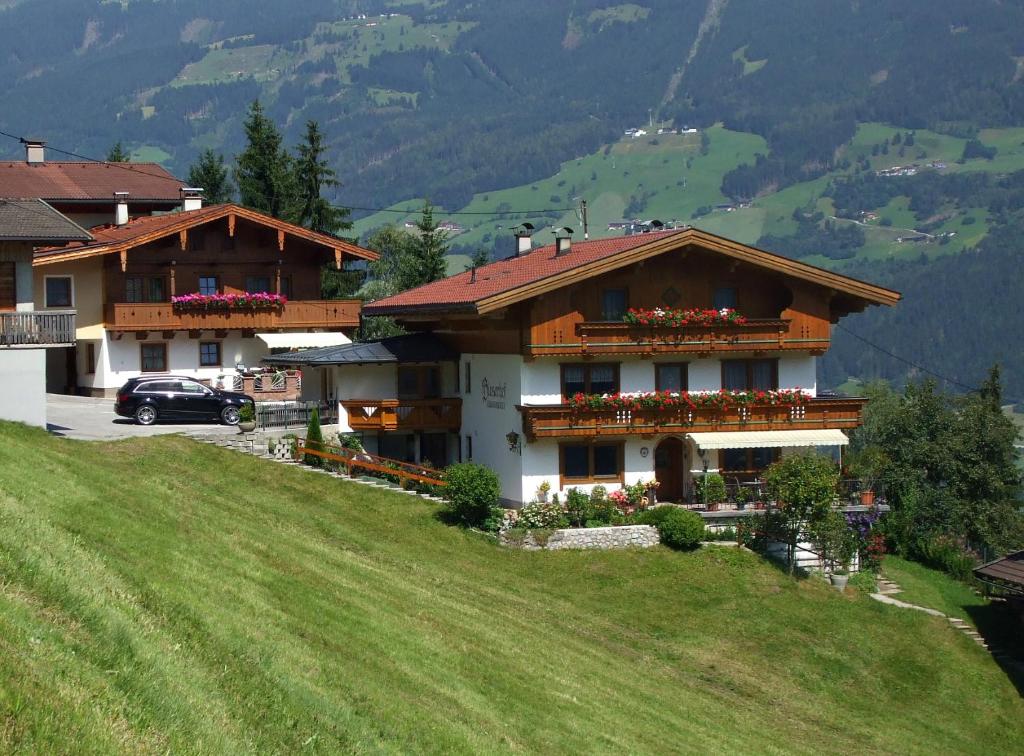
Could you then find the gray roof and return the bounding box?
[0,199,93,242]
[263,333,459,366]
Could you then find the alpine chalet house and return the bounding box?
[32,203,377,396]
[0,200,92,425]
[269,228,899,505]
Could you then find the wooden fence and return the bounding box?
[256,401,337,430]
[294,441,447,488]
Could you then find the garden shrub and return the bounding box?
[656,508,706,550]
[848,570,878,593]
[564,488,592,527]
[304,407,325,468]
[519,501,567,529]
[915,534,977,581]
[442,463,501,527]
[336,433,364,452]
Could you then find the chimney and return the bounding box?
[180,187,204,212]
[114,192,129,226]
[553,226,574,256]
[513,222,535,256]
[23,138,45,165]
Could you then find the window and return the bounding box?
[721,359,777,391]
[140,343,167,373]
[45,276,72,308]
[464,361,472,394]
[560,443,624,483]
[655,363,688,392]
[245,276,271,294]
[199,342,221,367]
[179,381,209,395]
[126,276,165,303]
[380,433,415,462]
[398,365,441,399]
[0,262,15,310]
[280,276,292,299]
[420,432,447,468]
[136,380,179,393]
[723,447,779,473]
[85,342,96,374]
[601,288,628,321]
[148,277,165,303]
[713,286,738,310]
[465,435,473,460]
[561,363,619,399]
[198,276,219,296]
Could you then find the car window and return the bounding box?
[136,381,180,393]
[179,381,209,395]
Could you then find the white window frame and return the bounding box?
[43,275,74,309]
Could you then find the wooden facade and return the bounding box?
[518,398,867,440]
[523,247,832,359]
[341,398,462,432]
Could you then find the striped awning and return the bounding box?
[687,429,850,450]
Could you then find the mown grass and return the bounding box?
[1,423,1022,753]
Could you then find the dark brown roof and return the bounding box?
[974,550,1024,591]
[364,227,902,317]
[0,199,93,242]
[34,204,377,264]
[0,161,184,203]
[264,333,458,366]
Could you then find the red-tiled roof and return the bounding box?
[364,227,901,317]
[0,161,184,202]
[366,231,684,314]
[34,204,378,263]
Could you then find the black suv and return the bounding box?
[114,376,255,426]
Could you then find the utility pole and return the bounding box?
[580,198,589,240]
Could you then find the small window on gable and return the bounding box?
[713,286,738,310]
[45,277,72,308]
[601,288,628,321]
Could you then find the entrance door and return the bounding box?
[654,437,684,502]
[0,262,15,311]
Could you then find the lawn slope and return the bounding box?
[0,423,1022,753]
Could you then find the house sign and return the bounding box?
[481,378,507,410]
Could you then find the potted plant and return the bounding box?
[536,480,551,503]
[237,402,256,433]
[695,472,726,511]
[645,479,659,506]
[847,446,885,507]
[733,485,751,511]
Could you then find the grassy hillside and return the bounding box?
[0,423,1022,753]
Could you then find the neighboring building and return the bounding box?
[0,200,92,425]
[0,139,185,229]
[269,228,900,506]
[32,203,377,396]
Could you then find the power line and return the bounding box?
[0,129,576,219]
[834,323,979,392]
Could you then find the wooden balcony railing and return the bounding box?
[518,397,866,439]
[341,398,462,432]
[103,299,361,332]
[526,319,830,357]
[0,310,76,347]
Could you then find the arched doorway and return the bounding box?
[654,437,686,503]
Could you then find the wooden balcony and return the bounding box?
[526,319,830,357]
[519,397,866,439]
[342,398,462,432]
[0,310,76,348]
[103,299,361,332]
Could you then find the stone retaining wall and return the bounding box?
[501,525,659,551]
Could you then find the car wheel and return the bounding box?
[135,405,157,426]
[220,405,241,426]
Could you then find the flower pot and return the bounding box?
[829,573,849,591]
[238,420,256,433]
[859,490,876,507]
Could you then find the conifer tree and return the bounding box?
[410,200,449,286]
[293,120,351,235]
[106,142,130,162]
[187,149,234,204]
[235,100,295,219]
[304,406,325,468]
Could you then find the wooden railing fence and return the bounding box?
[294,440,447,488]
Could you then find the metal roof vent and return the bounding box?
[512,222,535,256]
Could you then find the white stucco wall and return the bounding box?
[94,332,269,392]
[461,353,524,504]
[521,436,659,504]
[334,363,396,432]
[778,355,817,395]
[0,349,47,427]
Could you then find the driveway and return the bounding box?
[46,393,242,441]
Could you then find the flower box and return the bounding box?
[171,292,288,311]
[623,307,747,327]
[567,388,809,412]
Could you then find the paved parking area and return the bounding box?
[46,393,241,441]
